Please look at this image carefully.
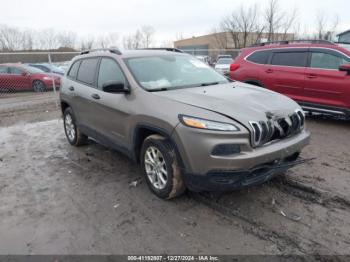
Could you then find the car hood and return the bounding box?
[154,82,300,128]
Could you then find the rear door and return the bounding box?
[72,57,101,131]
[304,48,350,108]
[9,67,31,90]
[263,49,308,101]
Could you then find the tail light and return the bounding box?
[230,64,239,71]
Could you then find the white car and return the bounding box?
[214,58,234,75]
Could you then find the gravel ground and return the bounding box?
[0,93,350,256]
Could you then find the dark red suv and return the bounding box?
[230,40,350,118]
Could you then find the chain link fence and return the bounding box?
[0,51,79,126]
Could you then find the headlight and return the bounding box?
[179,115,239,131]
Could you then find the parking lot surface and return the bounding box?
[1,93,350,255]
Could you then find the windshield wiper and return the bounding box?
[148,87,169,92]
[199,82,220,87]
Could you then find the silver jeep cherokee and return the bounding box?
[60,48,310,199]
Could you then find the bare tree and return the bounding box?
[80,36,95,50]
[264,0,285,41]
[315,11,339,40]
[220,4,264,48]
[0,24,23,51]
[140,25,155,48]
[37,28,60,50]
[123,26,155,49]
[280,7,298,40]
[57,31,77,49]
[175,32,185,41]
[95,32,119,49]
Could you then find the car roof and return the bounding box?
[73,50,190,61]
[243,43,350,56]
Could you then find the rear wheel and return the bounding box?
[32,80,46,92]
[63,107,88,146]
[141,135,186,199]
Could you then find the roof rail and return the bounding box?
[80,48,122,55]
[139,48,183,53]
[250,39,336,47]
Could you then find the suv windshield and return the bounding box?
[125,55,228,91]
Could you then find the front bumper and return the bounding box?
[184,155,311,191]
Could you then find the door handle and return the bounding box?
[68,86,75,91]
[266,69,273,73]
[307,74,317,79]
[91,94,100,100]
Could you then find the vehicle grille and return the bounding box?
[249,109,305,147]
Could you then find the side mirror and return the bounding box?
[102,81,129,93]
[22,71,29,76]
[339,64,350,75]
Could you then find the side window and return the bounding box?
[0,66,8,74]
[246,51,270,64]
[9,67,24,75]
[68,60,81,79]
[76,58,99,85]
[97,58,125,90]
[271,52,308,67]
[310,52,349,70]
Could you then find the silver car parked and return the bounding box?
[60,48,310,199]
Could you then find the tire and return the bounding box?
[63,107,88,146]
[32,80,46,92]
[140,134,186,199]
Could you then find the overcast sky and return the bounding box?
[0,0,349,45]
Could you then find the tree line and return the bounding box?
[0,0,341,51]
[211,0,340,49]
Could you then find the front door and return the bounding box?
[304,49,350,109]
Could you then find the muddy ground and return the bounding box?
[0,93,350,256]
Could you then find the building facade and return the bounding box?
[174,32,294,59]
[338,30,350,43]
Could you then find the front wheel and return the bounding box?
[63,108,88,146]
[32,80,46,92]
[141,135,186,199]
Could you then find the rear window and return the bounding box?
[76,58,99,85]
[0,66,8,74]
[68,61,81,79]
[271,52,308,67]
[246,50,270,64]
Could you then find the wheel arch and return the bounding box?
[132,124,184,168]
[60,100,70,115]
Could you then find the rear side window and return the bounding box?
[9,67,23,74]
[0,66,8,74]
[97,58,125,90]
[271,52,308,67]
[68,61,81,79]
[246,50,270,64]
[310,52,350,70]
[76,58,99,85]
